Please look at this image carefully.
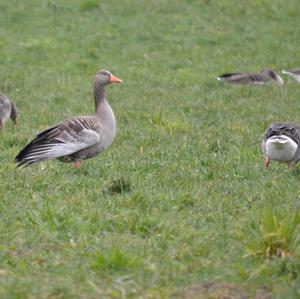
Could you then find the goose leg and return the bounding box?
[264,158,270,169]
[74,161,81,169]
[286,162,293,169]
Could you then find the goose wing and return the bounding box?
[263,122,300,144]
[15,116,100,167]
[217,73,257,84]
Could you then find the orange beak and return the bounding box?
[109,74,123,84]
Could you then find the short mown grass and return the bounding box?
[1,0,300,298]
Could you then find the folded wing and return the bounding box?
[15,117,100,167]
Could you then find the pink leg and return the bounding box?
[74,161,81,169]
[264,158,270,169]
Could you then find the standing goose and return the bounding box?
[217,70,284,86]
[15,70,122,168]
[282,69,300,83]
[262,122,300,169]
[0,93,18,129]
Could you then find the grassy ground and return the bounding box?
[1,0,300,298]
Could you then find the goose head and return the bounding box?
[95,70,123,85]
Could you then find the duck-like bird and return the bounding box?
[15,70,122,168]
[262,123,300,169]
[282,69,300,83]
[0,93,18,129]
[217,70,284,86]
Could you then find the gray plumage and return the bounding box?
[15,70,122,168]
[0,93,18,129]
[282,69,300,83]
[217,70,284,86]
[262,122,300,168]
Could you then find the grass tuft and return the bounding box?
[104,177,131,195]
[79,0,99,11]
[237,208,300,259]
[91,249,141,272]
[149,114,190,134]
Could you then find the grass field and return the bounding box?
[1,0,300,298]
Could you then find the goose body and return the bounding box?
[15,70,122,168]
[0,93,18,129]
[217,70,284,86]
[282,69,300,83]
[262,122,300,168]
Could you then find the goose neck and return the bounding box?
[94,81,106,113]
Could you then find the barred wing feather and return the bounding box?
[15,118,100,167]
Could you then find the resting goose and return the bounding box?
[262,122,300,169]
[217,70,284,86]
[0,93,18,129]
[282,69,300,83]
[15,70,122,168]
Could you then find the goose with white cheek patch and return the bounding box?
[217,70,284,86]
[15,70,122,168]
[282,69,300,83]
[262,123,300,169]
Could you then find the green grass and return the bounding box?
[1,0,300,298]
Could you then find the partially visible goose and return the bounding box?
[15,70,122,168]
[262,122,300,169]
[0,93,18,129]
[217,70,284,86]
[282,69,300,83]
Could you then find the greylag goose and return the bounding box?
[217,70,284,86]
[282,69,300,83]
[15,70,122,168]
[0,93,18,129]
[262,122,300,169]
